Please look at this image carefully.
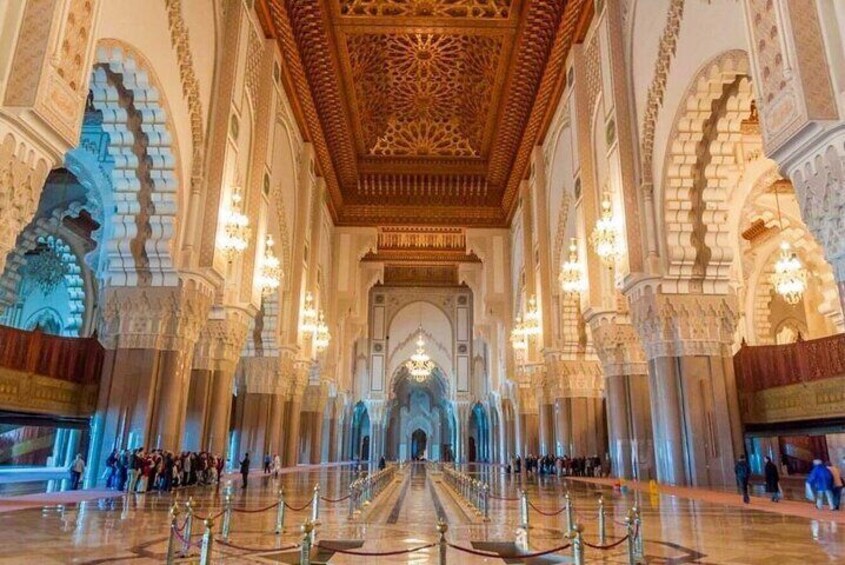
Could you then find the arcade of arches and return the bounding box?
[1,0,845,562]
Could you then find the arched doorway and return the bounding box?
[411,428,427,460]
[385,367,453,462]
[468,402,489,463]
[350,402,371,461]
[468,436,477,462]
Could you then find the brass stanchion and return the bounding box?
[347,481,356,519]
[182,497,194,556]
[300,519,314,565]
[518,488,530,550]
[199,518,214,565]
[625,510,636,565]
[221,487,233,541]
[437,519,448,565]
[598,494,606,545]
[482,482,490,522]
[564,491,573,532]
[165,503,179,565]
[275,487,286,534]
[311,483,321,526]
[633,505,644,561]
[567,523,584,565]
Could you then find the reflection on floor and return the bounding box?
[0,462,840,563]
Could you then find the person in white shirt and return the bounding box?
[70,454,86,490]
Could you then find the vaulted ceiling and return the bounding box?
[258,0,592,229]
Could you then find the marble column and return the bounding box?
[589,313,654,481]
[554,398,572,456]
[630,290,742,487]
[184,369,213,451]
[266,392,286,460]
[538,401,554,456]
[285,388,304,466]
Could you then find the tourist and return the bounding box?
[379,455,386,470]
[240,452,251,489]
[734,454,750,503]
[806,459,835,510]
[273,453,282,478]
[103,449,117,488]
[764,456,780,502]
[69,454,86,490]
[264,454,272,474]
[827,461,843,510]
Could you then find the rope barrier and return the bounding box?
[447,541,572,559]
[283,501,312,512]
[172,517,190,533]
[314,542,437,556]
[216,538,300,553]
[171,525,203,549]
[527,500,568,516]
[574,509,600,522]
[231,501,280,514]
[583,534,629,550]
[192,509,225,522]
[319,494,351,503]
[488,493,520,501]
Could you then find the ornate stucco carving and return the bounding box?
[587,311,647,378]
[193,307,254,371]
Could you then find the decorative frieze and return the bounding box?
[0,367,97,418]
[193,307,254,371]
[587,311,647,377]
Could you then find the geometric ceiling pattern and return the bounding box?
[259,0,592,227]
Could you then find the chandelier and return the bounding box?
[559,238,586,295]
[771,241,807,305]
[405,327,435,382]
[299,291,319,335]
[218,187,250,259]
[591,192,622,266]
[313,310,331,351]
[24,238,67,294]
[257,235,283,296]
[522,295,541,336]
[510,315,528,353]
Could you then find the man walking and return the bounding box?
[69,453,86,490]
[735,454,751,504]
[240,452,251,489]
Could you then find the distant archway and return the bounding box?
[411,429,427,460]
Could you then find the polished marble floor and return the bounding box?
[0,463,841,563]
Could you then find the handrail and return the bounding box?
[0,325,104,384]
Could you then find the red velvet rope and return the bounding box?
[320,494,352,503]
[284,501,313,512]
[231,502,280,514]
[192,509,225,522]
[527,500,568,516]
[216,538,299,553]
[488,493,520,501]
[171,525,203,549]
[583,534,629,550]
[447,541,572,559]
[314,542,437,556]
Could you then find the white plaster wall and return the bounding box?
[387,301,453,382]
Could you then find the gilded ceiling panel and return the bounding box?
[346,32,502,157]
[339,0,512,19]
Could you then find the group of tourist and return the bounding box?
[735,454,845,510]
[101,448,226,493]
[507,454,605,477]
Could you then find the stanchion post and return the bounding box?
[519,489,529,530]
[347,482,356,519]
[222,488,233,541]
[625,510,636,565]
[311,483,321,525]
[482,482,490,522]
[166,503,179,565]
[275,487,286,534]
[567,523,584,565]
[182,497,194,556]
[199,518,214,565]
[565,491,573,532]
[633,505,644,561]
[437,519,448,565]
[300,519,314,565]
[598,494,606,545]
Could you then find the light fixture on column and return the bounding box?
[522,295,541,336]
[313,310,331,351]
[257,235,283,296]
[405,326,434,382]
[590,192,622,266]
[218,185,250,259]
[559,238,587,296]
[510,315,528,354]
[299,291,318,335]
[770,184,807,305]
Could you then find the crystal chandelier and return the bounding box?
[257,235,283,296]
[218,187,250,259]
[405,327,435,383]
[559,237,587,296]
[510,315,528,353]
[771,241,807,305]
[770,185,807,305]
[590,192,622,266]
[522,295,541,336]
[24,238,67,294]
[313,310,331,351]
[299,291,318,335]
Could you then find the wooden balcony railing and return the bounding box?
[734,333,845,393]
[0,325,104,385]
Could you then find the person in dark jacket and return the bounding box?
[735,454,751,503]
[764,456,780,502]
[240,453,250,489]
[378,456,386,470]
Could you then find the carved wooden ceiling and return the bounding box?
[258,0,592,228]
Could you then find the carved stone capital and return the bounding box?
[628,287,738,360]
[193,306,254,371]
[545,354,604,399]
[98,279,214,351]
[586,311,647,378]
[239,356,285,395]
